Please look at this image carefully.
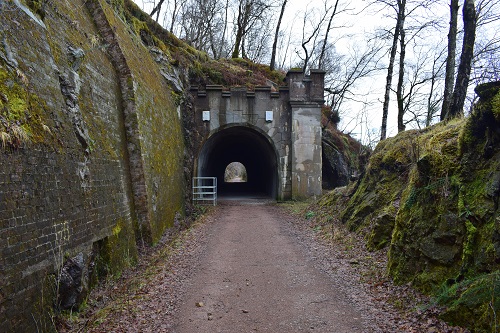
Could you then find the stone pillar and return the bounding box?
[287,69,325,199]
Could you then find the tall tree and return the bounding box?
[440,0,459,121]
[395,0,407,133]
[270,0,287,71]
[380,0,405,140]
[231,0,273,59]
[449,0,476,118]
[318,0,340,69]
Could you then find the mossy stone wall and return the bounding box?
[0,0,186,331]
[94,0,185,242]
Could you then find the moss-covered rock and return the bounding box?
[340,129,421,238]
[316,82,500,331]
[438,272,500,332]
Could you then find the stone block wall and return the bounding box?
[191,85,293,200]
[288,70,325,199]
[191,70,324,200]
[0,0,185,331]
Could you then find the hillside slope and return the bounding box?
[315,81,500,332]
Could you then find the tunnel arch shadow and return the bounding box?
[196,125,278,199]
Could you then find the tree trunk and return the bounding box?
[232,1,252,59]
[218,0,230,58]
[396,0,406,133]
[232,28,243,58]
[440,0,459,121]
[270,0,287,71]
[380,0,403,140]
[449,0,476,119]
[426,53,441,127]
[318,0,339,69]
[150,0,166,22]
[169,0,179,33]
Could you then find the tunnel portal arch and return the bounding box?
[191,69,325,200]
[197,125,279,198]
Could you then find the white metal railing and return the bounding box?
[192,177,217,206]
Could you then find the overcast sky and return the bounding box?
[130,0,498,144]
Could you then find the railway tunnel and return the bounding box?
[197,125,278,199]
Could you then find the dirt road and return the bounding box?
[79,199,467,333]
[173,201,364,333]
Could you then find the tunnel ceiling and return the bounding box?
[198,126,278,198]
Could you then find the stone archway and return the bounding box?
[191,69,325,200]
[197,125,279,198]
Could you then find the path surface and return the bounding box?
[173,201,364,333]
[76,199,467,333]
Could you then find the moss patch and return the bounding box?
[0,61,54,149]
[92,218,138,283]
[437,272,500,332]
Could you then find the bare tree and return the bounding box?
[469,0,500,84]
[231,0,275,59]
[270,0,287,71]
[449,0,476,118]
[176,0,228,58]
[379,0,405,140]
[318,0,340,69]
[297,1,333,72]
[440,0,459,121]
[396,2,437,132]
[376,0,437,136]
[395,0,407,133]
[323,41,385,126]
[217,0,231,59]
[168,0,180,33]
[426,45,447,127]
[398,45,446,129]
[244,18,274,63]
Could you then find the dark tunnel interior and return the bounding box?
[197,126,278,198]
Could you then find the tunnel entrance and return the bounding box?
[224,162,248,183]
[197,126,278,199]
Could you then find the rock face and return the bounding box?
[321,128,367,190]
[323,81,500,332]
[322,140,350,188]
[58,254,85,310]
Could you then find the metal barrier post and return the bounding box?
[192,177,217,206]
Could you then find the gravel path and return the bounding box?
[174,201,364,332]
[69,200,468,333]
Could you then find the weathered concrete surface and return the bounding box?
[191,70,324,200]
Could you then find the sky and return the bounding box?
[132,0,394,143]
[130,0,498,145]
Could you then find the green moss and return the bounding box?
[92,218,137,283]
[26,0,46,20]
[0,63,53,149]
[438,272,500,332]
[493,91,500,121]
[462,220,477,261]
[130,16,149,36]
